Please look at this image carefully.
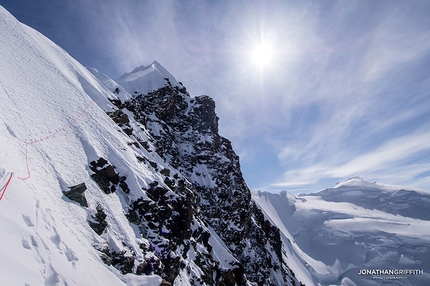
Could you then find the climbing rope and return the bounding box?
[0,173,13,201]
[1,90,106,201]
[17,97,98,181]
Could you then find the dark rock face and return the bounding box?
[89,157,129,194]
[107,108,133,135]
[160,280,172,286]
[105,80,300,285]
[63,183,88,207]
[124,179,239,284]
[96,245,155,276]
[88,204,108,235]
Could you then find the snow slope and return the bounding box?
[0,6,166,285]
[253,177,430,286]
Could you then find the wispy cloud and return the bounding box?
[328,131,430,176]
[254,2,430,192]
[359,8,430,84]
[274,128,430,191]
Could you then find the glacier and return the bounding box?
[253,177,430,285]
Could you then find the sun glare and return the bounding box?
[251,43,275,67]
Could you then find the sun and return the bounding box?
[251,43,275,67]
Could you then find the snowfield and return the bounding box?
[253,177,430,285]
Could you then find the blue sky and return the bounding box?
[2,0,430,193]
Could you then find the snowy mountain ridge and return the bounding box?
[91,64,301,285]
[253,177,430,285]
[1,4,429,286]
[0,6,300,285]
[116,61,182,96]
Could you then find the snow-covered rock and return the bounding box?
[92,63,300,285]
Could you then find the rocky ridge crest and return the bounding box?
[99,71,302,285]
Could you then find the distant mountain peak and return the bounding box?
[333,176,375,189]
[122,60,161,75]
[116,61,180,95]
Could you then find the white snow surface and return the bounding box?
[0,6,165,285]
[253,176,430,286]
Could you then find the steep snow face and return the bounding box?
[253,177,430,286]
[116,61,182,96]
[0,6,162,285]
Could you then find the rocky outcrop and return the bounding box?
[87,155,247,283]
[108,79,300,285]
[88,204,108,235]
[63,183,88,207]
[123,178,245,284]
[89,157,130,194]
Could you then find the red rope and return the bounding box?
[1,91,105,201]
[0,173,13,201]
[17,97,100,182]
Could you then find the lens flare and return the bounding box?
[251,43,275,66]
